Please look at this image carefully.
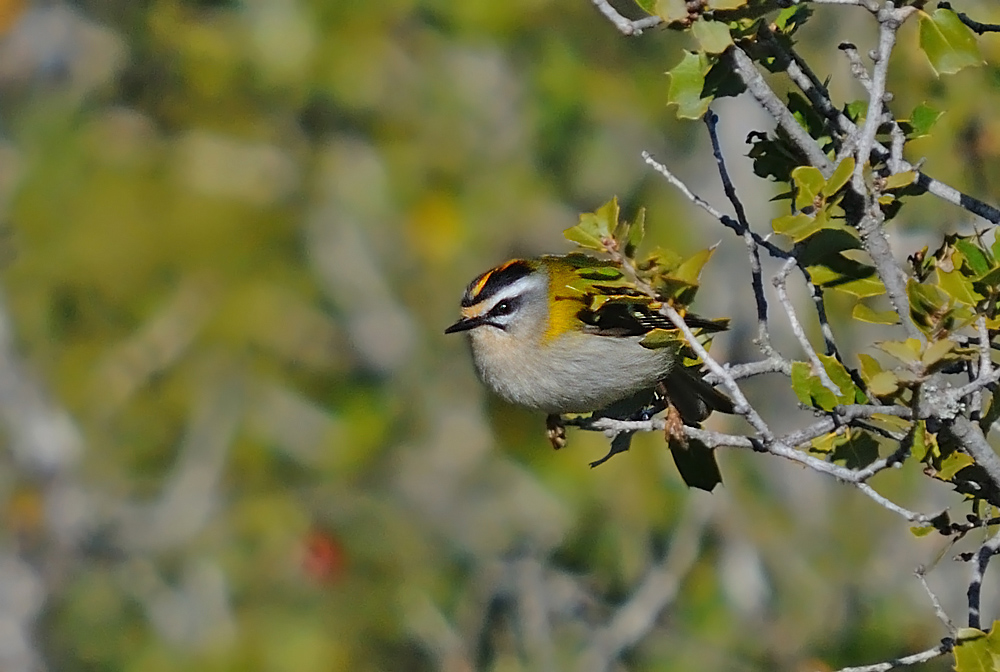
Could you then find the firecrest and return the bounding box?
[445,254,732,421]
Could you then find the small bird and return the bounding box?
[445,254,732,468]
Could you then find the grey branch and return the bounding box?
[828,642,951,672]
[588,0,661,35]
[966,528,1000,629]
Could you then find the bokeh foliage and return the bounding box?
[0,0,998,671]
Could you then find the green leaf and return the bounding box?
[817,353,861,403]
[868,371,900,397]
[955,239,992,277]
[674,246,717,285]
[922,338,956,368]
[635,0,688,21]
[691,18,733,55]
[772,213,821,242]
[883,171,916,190]
[845,99,868,123]
[708,0,748,9]
[566,198,619,251]
[909,103,943,138]
[938,452,975,480]
[639,328,682,350]
[858,353,883,379]
[877,339,922,365]
[791,165,825,211]
[830,430,879,469]
[910,421,929,462]
[953,623,1000,672]
[937,267,984,306]
[667,51,713,120]
[909,525,935,537]
[822,157,855,198]
[918,8,984,76]
[790,361,839,411]
[852,303,899,325]
[773,4,812,34]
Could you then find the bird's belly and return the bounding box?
[475,334,674,414]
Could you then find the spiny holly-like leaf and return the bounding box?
[922,337,956,368]
[566,198,619,251]
[937,268,983,306]
[667,51,713,120]
[852,303,899,325]
[937,452,975,480]
[692,17,733,54]
[955,238,993,277]
[791,361,838,411]
[673,245,718,286]
[612,207,645,259]
[918,8,984,76]
[817,353,863,403]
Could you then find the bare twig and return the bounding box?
[828,642,951,672]
[588,0,661,35]
[774,259,842,395]
[729,46,835,177]
[938,1,1000,35]
[704,111,777,358]
[915,565,955,633]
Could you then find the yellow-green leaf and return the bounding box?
[822,157,855,198]
[691,18,733,55]
[674,245,717,285]
[877,339,922,364]
[791,165,825,211]
[667,51,713,120]
[922,338,955,368]
[883,171,916,190]
[868,371,899,397]
[937,452,974,480]
[852,303,899,325]
[918,8,984,76]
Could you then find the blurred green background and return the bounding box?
[0,0,997,670]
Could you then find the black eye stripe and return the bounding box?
[462,260,533,307]
[487,296,520,318]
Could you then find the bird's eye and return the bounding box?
[494,301,512,315]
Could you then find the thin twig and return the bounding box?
[829,642,952,672]
[774,259,842,395]
[704,111,777,359]
[588,0,662,35]
[938,1,1000,35]
[915,565,955,633]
